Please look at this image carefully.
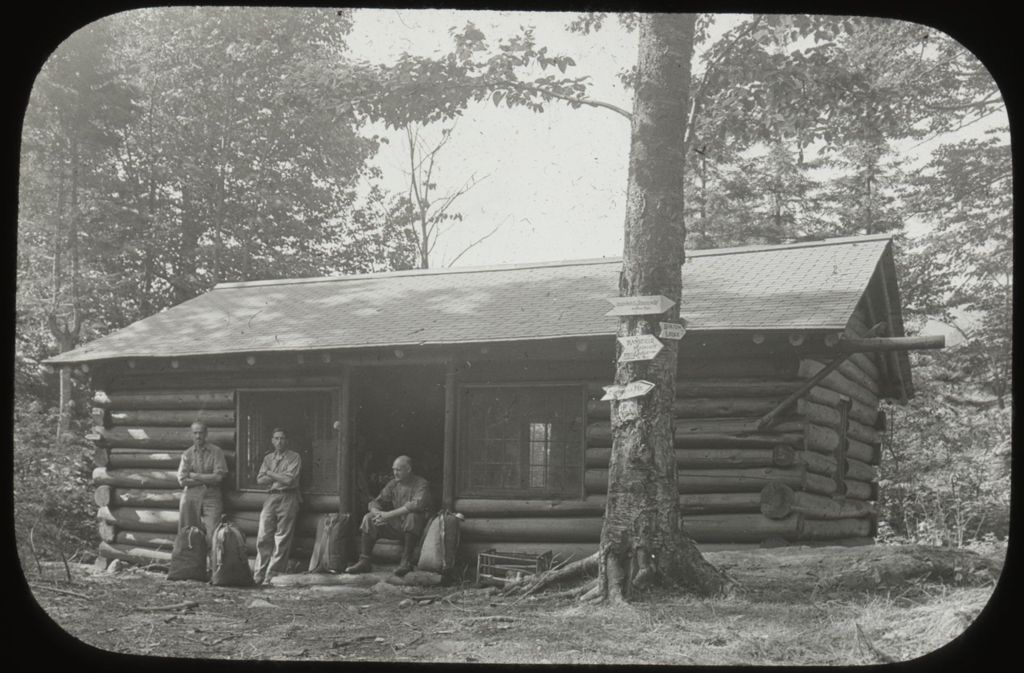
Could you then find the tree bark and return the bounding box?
[599,13,728,603]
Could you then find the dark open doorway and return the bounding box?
[350,365,446,517]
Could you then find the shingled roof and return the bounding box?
[46,234,900,365]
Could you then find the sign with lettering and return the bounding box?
[617,334,664,363]
[605,295,675,317]
[659,322,687,340]
[600,380,656,401]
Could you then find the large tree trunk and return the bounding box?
[599,13,728,603]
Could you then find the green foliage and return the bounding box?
[13,398,96,574]
[878,353,1011,547]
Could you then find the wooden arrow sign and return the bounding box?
[600,380,656,400]
[659,322,686,340]
[605,295,675,317]
[617,334,664,363]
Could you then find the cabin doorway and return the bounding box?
[350,365,446,515]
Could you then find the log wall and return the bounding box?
[89,335,887,568]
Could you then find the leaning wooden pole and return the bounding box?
[756,322,887,430]
[337,365,353,560]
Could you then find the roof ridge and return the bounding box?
[212,233,892,290]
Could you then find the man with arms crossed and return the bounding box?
[254,427,302,585]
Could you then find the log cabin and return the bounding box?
[46,233,936,569]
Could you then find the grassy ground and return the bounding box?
[24,544,1007,666]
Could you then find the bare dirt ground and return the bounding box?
[24,544,1007,667]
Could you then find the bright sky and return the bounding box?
[346,9,683,268]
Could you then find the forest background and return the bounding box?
[13,7,1011,572]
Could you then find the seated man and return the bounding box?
[345,455,431,577]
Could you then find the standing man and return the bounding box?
[345,455,431,577]
[177,421,229,565]
[254,427,302,585]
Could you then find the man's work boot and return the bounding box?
[345,556,373,574]
[394,533,418,577]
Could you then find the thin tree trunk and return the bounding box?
[599,12,729,603]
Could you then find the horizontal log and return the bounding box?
[793,451,838,477]
[108,409,235,428]
[846,352,882,385]
[104,487,183,509]
[93,467,181,489]
[585,419,805,448]
[109,375,343,391]
[113,531,315,557]
[845,457,878,483]
[842,479,876,502]
[798,360,879,408]
[93,390,235,410]
[454,498,606,518]
[587,380,803,400]
[460,541,762,566]
[97,506,328,538]
[585,467,837,496]
[805,424,879,465]
[682,513,804,543]
[455,493,766,518]
[796,400,881,445]
[105,449,235,470]
[804,386,878,427]
[759,482,878,520]
[586,397,784,420]
[98,427,236,450]
[223,491,341,513]
[584,446,796,470]
[799,518,873,541]
[461,517,602,543]
[98,541,171,566]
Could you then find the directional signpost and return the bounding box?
[659,322,686,340]
[605,295,675,317]
[617,334,665,363]
[601,380,656,401]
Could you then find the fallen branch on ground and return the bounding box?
[507,552,599,600]
[134,601,200,613]
[30,583,90,600]
[856,622,896,663]
[331,635,377,649]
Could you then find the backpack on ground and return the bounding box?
[167,525,209,582]
[417,511,463,578]
[308,513,346,573]
[210,519,254,587]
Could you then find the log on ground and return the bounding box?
[113,530,315,556]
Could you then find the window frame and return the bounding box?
[455,381,587,500]
[235,387,340,494]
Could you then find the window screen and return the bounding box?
[459,385,583,498]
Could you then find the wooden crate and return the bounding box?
[476,549,553,587]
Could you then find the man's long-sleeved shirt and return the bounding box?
[177,443,229,491]
[370,475,431,514]
[257,449,302,492]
